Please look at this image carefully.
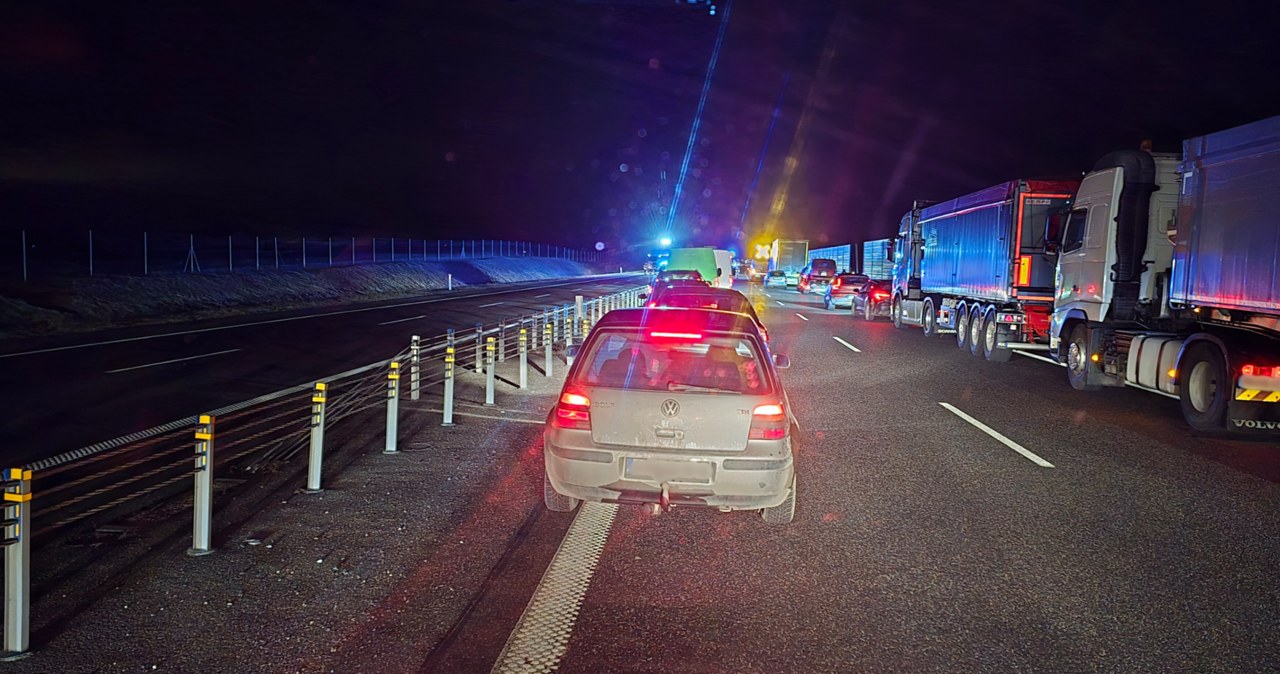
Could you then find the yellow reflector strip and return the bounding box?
[1235,389,1259,401]
[195,432,213,440]
[312,396,326,403]
[315,382,328,391]
[1266,391,1280,403]
[4,492,32,503]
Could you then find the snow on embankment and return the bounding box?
[0,258,601,339]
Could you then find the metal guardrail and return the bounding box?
[0,285,646,656]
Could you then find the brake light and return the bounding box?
[553,390,591,429]
[1242,364,1279,378]
[872,291,890,301]
[748,402,788,440]
[650,331,702,339]
[833,278,842,288]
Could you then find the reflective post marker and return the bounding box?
[410,335,421,401]
[443,331,456,426]
[475,324,484,374]
[519,328,528,389]
[306,383,327,493]
[485,337,496,405]
[544,320,554,377]
[498,324,507,363]
[3,467,32,656]
[384,362,400,453]
[188,415,215,557]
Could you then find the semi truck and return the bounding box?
[769,239,809,281]
[861,238,894,280]
[890,180,1079,362]
[1049,115,1280,435]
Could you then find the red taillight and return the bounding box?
[650,331,703,339]
[748,402,788,440]
[832,278,842,289]
[646,301,657,308]
[1242,364,1279,378]
[553,390,591,429]
[872,291,890,301]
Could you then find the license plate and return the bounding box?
[624,458,713,484]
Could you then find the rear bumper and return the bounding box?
[545,438,793,509]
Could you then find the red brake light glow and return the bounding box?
[1242,364,1278,378]
[872,291,890,301]
[649,331,702,339]
[553,390,591,429]
[749,402,787,440]
[561,392,590,407]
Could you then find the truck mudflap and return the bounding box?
[1226,392,1280,434]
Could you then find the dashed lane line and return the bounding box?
[105,349,241,374]
[832,336,861,353]
[491,502,619,673]
[479,302,505,308]
[795,313,809,321]
[378,314,426,326]
[534,293,551,298]
[939,402,1054,468]
[776,300,785,306]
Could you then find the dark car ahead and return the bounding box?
[648,285,770,343]
[823,273,869,310]
[799,258,838,294]
[763,270,788,288]
[852,278,893,320]
[646,269,708,297]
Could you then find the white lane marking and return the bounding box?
[776,300,785,306]
[479,302,504,308]
[1015,351,1062,366]
[105,349,241,374]
[492,502,618,673]
[832,336,861,353]
[795,313,808,321]
[534,293,551,298]
[939,402,1054,468]
[378,314,426,326]
[0,277,620,360]
[1013,351,1178,399]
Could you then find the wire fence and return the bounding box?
[0,284,647,655]
[5,230,603,281]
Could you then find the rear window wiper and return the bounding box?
[666,382,737,393]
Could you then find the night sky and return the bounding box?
[3,0,1279,260]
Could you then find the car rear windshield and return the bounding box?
[655,293,750,314]
[574,329,773,394]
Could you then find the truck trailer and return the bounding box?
[1050,115,1280,435]
[769,239,809,284]
[861,238,894,280]
[890,181,1079,361]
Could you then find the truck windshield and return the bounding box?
[1021,196,1074,251]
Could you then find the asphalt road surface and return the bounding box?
[0,273,647,466]
[424,282,1280,673]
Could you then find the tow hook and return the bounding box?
[659,483,672,513]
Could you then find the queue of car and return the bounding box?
[544,268,797,524]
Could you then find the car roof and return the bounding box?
[595,307,764,336]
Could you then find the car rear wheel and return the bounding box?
[982,312,1013,362]
[864,299,875,321]
[761,475,796,525]
[955,305,970,350]
[543,471,581,512]
[1178,342,1229,432]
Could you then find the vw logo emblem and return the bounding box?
[660,399,680,418]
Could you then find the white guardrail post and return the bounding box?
[305,382,328,493]
[410,335,421,401]
[498,324,506,363]
[384,362,400,454]
[519,327,528,389]
[485,337,496,405]
[544,315,554,378]
[575,295,584,328]
[443,329,456,426]
[3,467,32,658]
[474,323,484,374]
[188,415,215,557]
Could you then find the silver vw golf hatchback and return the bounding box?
[543,307,796,524]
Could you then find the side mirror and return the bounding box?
[772,353,791,369]
[1044,211,1065,254]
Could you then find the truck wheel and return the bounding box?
[955,305,970,350]
[544,471,581,512]
[968,307,984,356]
[1066,323,1101,391]
[761,474,796,525]
[921,299,938,337]
[982,313,1013,362]
[893,299,906,329]
[1178,343,1229,432]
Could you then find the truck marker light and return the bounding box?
[1090,353,1101,363]
[1168,368,1178,379]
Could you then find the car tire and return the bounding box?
[1178,342,1229,433]
[968,307,984,356]
[955,304,970,350]
[1066,322,1101,391]
[761,474,796,525]
[982,312,1013,362]
[864,300,875,321]
[543,470,581,512]
[921,298,938,337]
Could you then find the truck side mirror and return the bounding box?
[1044,212,1065,254]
